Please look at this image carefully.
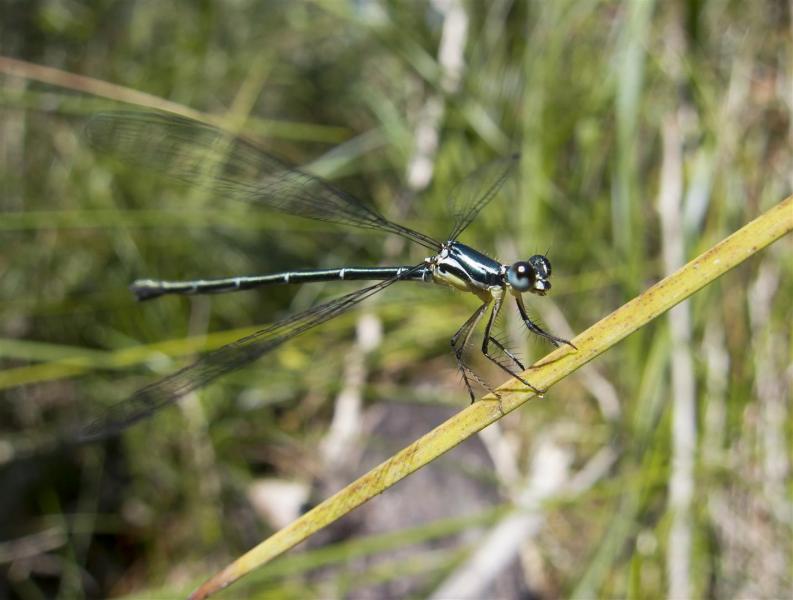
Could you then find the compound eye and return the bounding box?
[528,254,551,278]
[506,261,533,292]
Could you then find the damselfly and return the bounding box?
[80,112,574,442]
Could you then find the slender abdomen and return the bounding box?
[131,266,431,301]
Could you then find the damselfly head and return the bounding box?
[506,254,552,295]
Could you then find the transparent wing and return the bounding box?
[85,111,441,250]
[446,154,520,242]
[75,265,423,442]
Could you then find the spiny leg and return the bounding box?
[450,302,494,403]
[481,297,542,394]
[460,363,501,401]
[487,336,525,371]
[515,295,576,349]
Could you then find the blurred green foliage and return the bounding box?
[1,0,791,598]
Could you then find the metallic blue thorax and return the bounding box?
[433,242,504,292]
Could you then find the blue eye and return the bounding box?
[507,261,533,291]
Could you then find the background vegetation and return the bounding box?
[1,0,791,598]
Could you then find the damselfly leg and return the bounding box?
[515,295,577,351]
[450,303,497,403]
[481,297,543,395]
